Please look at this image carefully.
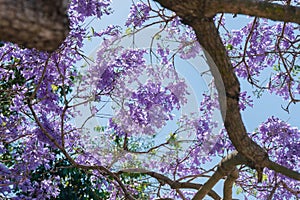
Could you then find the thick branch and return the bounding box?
[0,0,69,51]
[119,168,221,200]
[193,19,270,171]
[207,0,300,24]
[266,160,300,181]
[154,0,300,24]
[192,152,245,200]
[154,0,269,169]
[223,168,239,200]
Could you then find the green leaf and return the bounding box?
[226,44,233,50]
[94,125,105,132]
[125,27,132,35]
[51,84,58,92]
[273,64,281,71]
[91,27,95,35]
[154,34,161,40]
[262,173,268,182]
[236,187,243,195]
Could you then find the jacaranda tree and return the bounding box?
[0,0,300,199]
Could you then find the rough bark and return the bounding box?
[192,18,269,176]
[0,0,69,51]
[267,160,300,180]
[119,168,222,200]
[154,0,300,24]
[223,168,239,200]
[192,152,245,200]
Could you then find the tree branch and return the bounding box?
[191,18,270,176]
[119,168,221,200]
[192,152,245,200]
[207,0,300,24]
[266,160,300,181]
[0,0,69,51]
[223,168,239,200]
[154,0,300,24]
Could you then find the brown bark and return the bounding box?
[223,168,239,200]
[154,0,300,24]
[206,0,300,23]
[192,152,245,200]
[192,18,269,176]
[0,0,69,51]
[267,160,300,180]
[119,168,222,200]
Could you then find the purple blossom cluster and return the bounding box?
[255,117,300,169]
[236,117,300,199]
[69,0,112,23]
[35,115,62,148]
[13,176,61,200]
[127,81,180,128]
[239,91,253,111]
[82,32,190,138]
[224,18,300,101]
[226,19,278,78]
[162,16,202,60]
[106,68,188,137]
[125,2,151,27]
[87,36,147,96]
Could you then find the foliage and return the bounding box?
[0,0,300,199]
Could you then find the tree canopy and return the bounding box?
[0,0,300,199]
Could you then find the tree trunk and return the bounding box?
[0,0,69,51]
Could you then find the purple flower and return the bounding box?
[125,2,150,27]
[36,115,62,149]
